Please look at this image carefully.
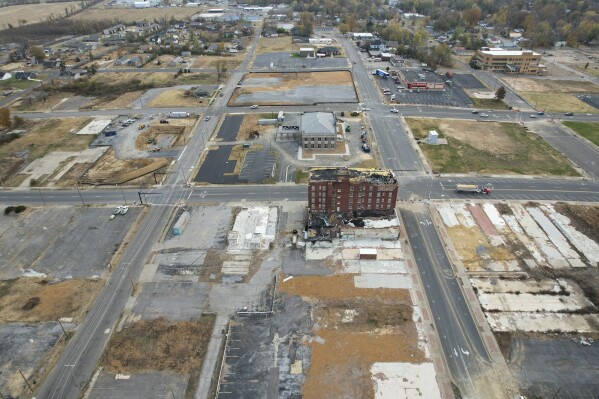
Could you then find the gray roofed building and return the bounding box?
[300,112,337,150]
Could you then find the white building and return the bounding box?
[309,37,332,45]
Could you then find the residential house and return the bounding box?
[128,56,143,67]
[114,56,130,66]
[14,71,37,80]
[102,24,126,36]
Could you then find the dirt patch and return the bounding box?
[192,54,244,69]
[81,148,170,185]
[12,92,72,112]
[89,91,141,110]
[0,1,80,27]
[280,275,422,399]
[136,124,187,151]
[102,315,215,374]
[72,5,202,22]
[519,92,598,113]
[55,162,92,187]
[503,77,599,94]
[256,36,295,54]
[237,114,271,141]
[554,203,599,243]
[0,278,102,323]
[242,71,351,90]
[447,225,519,272]
[198,249,224,283]
[280,274,410,301]
[147,89,207,108]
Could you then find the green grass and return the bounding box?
[406,118,579,176]
[470,98,509,110]
[562,121,599,148]
[0,77,39,90]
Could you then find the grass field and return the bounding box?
[147,89,208,107]
[0,118,92,161]
[502,77,599,113]
[0,77,40,90]
[0,1,80,28]
[256,35,295,54]
[406,118,579,176]
[470,98,509,110]
[562,121,599,147]
[71,3,202,23]
[520,92,598,113]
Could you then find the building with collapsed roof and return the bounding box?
[306,167,400,241]
[309,167,397,213]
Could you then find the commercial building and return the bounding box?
[300,112,337,150]
[308,167,398,213]
[473,48,546,74]
[397,69,445,91]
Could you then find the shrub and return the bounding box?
[14,205,26,214]
[4,206,15,215]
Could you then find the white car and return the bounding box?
[362,107,371,111]
[250,105,258,109]
[391,108,399,113]
[119,206,129,215]
[480,113,489,117]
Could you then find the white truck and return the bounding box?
[456,184,491,194]
[169,111,190,118]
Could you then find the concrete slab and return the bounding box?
[510,204,568,268]
[77,119,112,135]
[450,204,476,227]
[371,362,442,399]
[229,206,278,250]
[478,280,592,312]
[354,274,412,289]
[486,312,599,332]
[482,203,506,230]
[131,282,210,321]
[87,371,187,399]
[527,207,581,266]
[542,205,599,266]
[437,203,459,227]
[0,322,69,397]
[471,278,562,294]
[502,214,546,266]
[163,206,232,250]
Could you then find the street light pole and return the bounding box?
[38,189,46,206]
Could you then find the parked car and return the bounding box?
[205,116,210,121]
[160,119,169,124]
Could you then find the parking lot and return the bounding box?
[451,73,486,89]
[377,77,472,107]
[253,52,348,69]
[215,114,243,141]
[575,93,599,110]
[509,337,599,398]
[0,207,139,279]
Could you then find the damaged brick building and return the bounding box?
[306,167,399,241]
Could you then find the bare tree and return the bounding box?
[216,60,227,82]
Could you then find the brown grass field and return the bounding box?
[147,89,207,108]
[72,3,203,23]
[0,1,80,28]
[503,77,599,113]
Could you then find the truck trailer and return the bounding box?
[456,184,491,194]
[372,69,390,78]
[169,111,190,118]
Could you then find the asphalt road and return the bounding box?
[3,177,599,206]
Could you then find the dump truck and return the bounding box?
[456,184,491,194]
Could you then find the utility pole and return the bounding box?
[38,189,46,206]
[18,370,34,393]
[76,181,85,206]
[120,185,127,204]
